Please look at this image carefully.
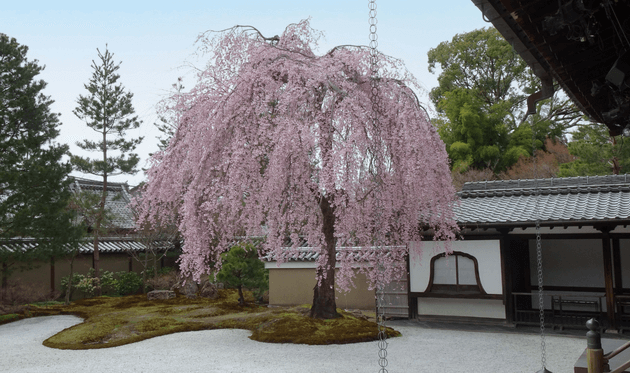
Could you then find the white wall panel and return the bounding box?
[409,240,503,294]
[417,298,506,319]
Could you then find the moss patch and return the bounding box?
[1,289,400,349]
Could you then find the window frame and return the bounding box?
[423,251,488,296]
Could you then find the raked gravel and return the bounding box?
[0,315,587,373]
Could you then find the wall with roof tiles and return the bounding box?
[5,253,162,299]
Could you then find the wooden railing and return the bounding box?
[513,292,605,329]
[585,318,630,373]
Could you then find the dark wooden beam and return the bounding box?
[599,226,617,330]
[499,228,513,323]
[613,238,623,294]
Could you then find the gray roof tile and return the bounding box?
[69,178,135,230]
[456,175,630,225]
[0,238,172,254]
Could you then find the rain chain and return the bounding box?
[368,1,388,372]
[532,122,550,373]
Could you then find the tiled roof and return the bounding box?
[69,178,135,230]
[264,246,406,262]
[0,237,173,254]
[456,174,630,226]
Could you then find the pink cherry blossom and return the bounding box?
[136,19,458,318]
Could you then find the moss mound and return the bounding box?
[1,289,401,349]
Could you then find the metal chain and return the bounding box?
[532,121,548,372]
[369,1,388,372]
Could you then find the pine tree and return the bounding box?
[71,46,143,295]
[0,33,82,294]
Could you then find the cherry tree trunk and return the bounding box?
[310,196,340,319]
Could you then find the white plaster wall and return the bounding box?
[529,239,604,288]
[409,240,503,295]
[417,298,506,319]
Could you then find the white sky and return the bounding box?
[2,1,489,186]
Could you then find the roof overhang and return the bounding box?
[471,0,630,136]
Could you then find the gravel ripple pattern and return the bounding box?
[0,315,587,373]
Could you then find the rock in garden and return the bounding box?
[171,276,199,299]
[199,282,218,299]
[147,290,176,300]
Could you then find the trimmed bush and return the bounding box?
[115,271,143,295]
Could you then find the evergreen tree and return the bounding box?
[71,46,143,295]
[559,124,630,176]
[429,27,584,173]
[216,244,268,306]
[0,34,82,294]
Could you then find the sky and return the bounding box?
[2,1,490,186]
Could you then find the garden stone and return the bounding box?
[147,290,176,300]
[199,282,218,299]
[171,276,199,299]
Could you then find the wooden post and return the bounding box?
[600,226,617,330]
[586,318,605,373]
[613,238,623,294]
[498,229,513,324]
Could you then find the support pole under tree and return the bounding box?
[50,256,55,294]
[1,261,7,301]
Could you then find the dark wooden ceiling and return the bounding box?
[471,0,630,135]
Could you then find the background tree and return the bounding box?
[71,46,143,295]
[216,243,268,306]
[559,124,630,176]
[429,27,584,174]
[154,78,185,152]
[63,190,116,303]
[137,20,458,319]
[498,138,574,180]
[128,194,179,294]
[0,34,83,298]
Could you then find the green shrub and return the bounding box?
[60,269,118,298]
[217,243,268,305]
[60,273,83,297]
[115,271,143,295]
[99,270,118,295]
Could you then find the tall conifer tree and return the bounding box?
[0,34,82,294]
[72,46,143,295]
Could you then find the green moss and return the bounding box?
[0,314,20,323]
[1,289,401,349]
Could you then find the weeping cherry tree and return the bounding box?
[137,20,459,319]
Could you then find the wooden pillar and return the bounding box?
[498,229,513,324]
[128,255,133,272]
[613,238,623,294]
[599,226,616,330]
[50,257,55,294]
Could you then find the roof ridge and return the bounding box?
[462,174,630,192]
